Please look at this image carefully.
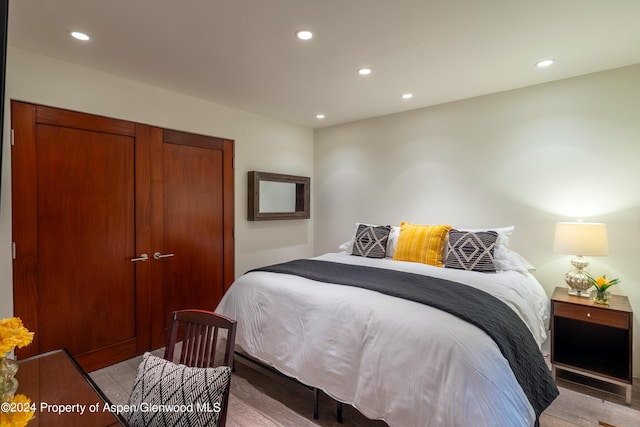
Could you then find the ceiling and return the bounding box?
[8,0,640,129]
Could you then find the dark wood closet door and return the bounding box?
[12,102,148,370]
[12,103,234,369]
[36,125,136,354]
[149,129,235,348]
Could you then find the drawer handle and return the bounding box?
[587,312,591,318]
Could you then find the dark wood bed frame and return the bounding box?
[234,350,344,423]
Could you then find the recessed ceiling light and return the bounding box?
[69,31,90,41]
[402,93,413,99]
[357,67,372,76]
[536,59,554,68]
[296,30,313,40]
[316,114,325,119]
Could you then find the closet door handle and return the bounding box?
[153,252,175,260]
[131,253,149,262]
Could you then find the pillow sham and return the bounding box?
[393,222,452,266]
[352,224,391,258]
[386,225,401,258]
[507,250,536,273]
[126,352,230,427]
[445,229,498,272]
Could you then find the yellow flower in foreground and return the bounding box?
[0,394,35,427]
[0,317,34,356]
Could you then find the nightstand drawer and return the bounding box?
[554,301,629,329]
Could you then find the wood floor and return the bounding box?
[90,349,640,427]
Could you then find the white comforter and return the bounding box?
[216,252,551,427]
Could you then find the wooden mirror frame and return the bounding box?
[248,171,310,221]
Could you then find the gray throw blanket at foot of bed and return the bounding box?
[250,259,559,423]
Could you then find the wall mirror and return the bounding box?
[248,171,310,220]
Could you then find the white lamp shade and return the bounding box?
[553,222,609,256]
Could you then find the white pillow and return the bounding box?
[508,250,537,273]
[338,241,351,251]
[339,222,400,258]
[386,226,401,258]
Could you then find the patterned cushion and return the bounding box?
[341,223,400,258]
[352,224,391,258]
[393,222,452,266]
[445,229,498,272]
[126,352,230,427]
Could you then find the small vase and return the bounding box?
[0,356,19,403]
[592,289,611,305]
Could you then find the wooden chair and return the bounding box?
[164,309,237,427]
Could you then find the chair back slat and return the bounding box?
[209,327,219,366]
[163,309,237,426]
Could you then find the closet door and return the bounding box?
[12,102,150,370]
[148,129,235,348]
[12,103,235,370]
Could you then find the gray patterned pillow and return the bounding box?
[351,224,391,258]
[125,352,230,427]
[445,229,498,272]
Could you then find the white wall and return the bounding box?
[0,47,315,319]
[314,64,640,375]
[4,47,639,375]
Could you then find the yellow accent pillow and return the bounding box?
[393,222,452,266]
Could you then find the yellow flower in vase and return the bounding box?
[1,317,34,410]
[0,394,35,427]
[0,318,34,356]
[585,273,620,304]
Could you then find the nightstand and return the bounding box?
[551,287,633,404]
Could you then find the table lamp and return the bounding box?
[553,221,609,297]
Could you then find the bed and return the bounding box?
[216,224,558,426]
